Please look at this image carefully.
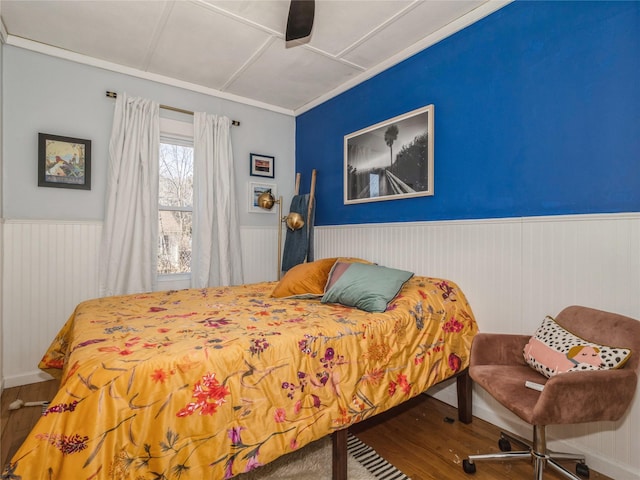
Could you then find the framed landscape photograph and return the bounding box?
[250,153,275,178]
[344,104,434,205]
[38,133,91,190]
[248,182,277,213]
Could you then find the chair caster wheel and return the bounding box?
[462,459,476,474]
[576,462,590,478]
[498,437,511,452]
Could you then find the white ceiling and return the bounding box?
[0,0,509,114]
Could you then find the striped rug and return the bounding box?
[238,432,411,480]
[347,433,411,480]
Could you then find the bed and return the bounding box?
[4,259,478,480]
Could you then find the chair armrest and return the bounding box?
[470,333,531,366]
[533,369,638,425]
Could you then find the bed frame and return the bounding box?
[331,368,472,479]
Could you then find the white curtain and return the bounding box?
[192,112,244,287]
[100,93,160,297]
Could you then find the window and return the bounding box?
[158,136,193,275]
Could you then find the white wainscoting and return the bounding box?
[315,213,640,480]
[2,220,103,387]
[239,226,280,284]
[2,214,639,478]
[1,221,278,387]
[0,219,3,394]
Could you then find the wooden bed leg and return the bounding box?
[456,368,473,424]
[332,429,348,480]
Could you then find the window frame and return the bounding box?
[157,117,194,288]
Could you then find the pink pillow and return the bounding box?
[523,316,632,378]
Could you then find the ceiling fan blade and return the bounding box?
[286,0,315,42]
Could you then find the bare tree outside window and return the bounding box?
[158,142,193,274]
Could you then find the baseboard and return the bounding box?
[3,370,55,388]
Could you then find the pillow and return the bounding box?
[271,258,338,298]
[323,261,352,292]
[322,258,376,291]
[271,257,372,299]
[523,315,632,378]
[335,256,374,266]
[321,262,414,313]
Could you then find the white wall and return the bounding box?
[1,220,278,387]
[0,24,5,394]
[2,45,296,226]
[315,213,640,480]
[1,44,295,382]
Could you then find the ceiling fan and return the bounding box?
[285,0,315,45]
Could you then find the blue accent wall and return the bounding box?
[295,1,640,226]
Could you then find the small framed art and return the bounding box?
[250,153,275,178]
[248,182,277,213]
[38,133,91,190]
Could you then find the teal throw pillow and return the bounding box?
[321,262,414,313]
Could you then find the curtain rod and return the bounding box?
[105,91,240,126]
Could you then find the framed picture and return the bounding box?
[248,182,277,213]
[344,104,434,205]
[38,133,91,190]
[250,153,275,178]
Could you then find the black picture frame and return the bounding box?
[249,153,275,178]
[38,133,91,190]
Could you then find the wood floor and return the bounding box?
[351,394,612,480]
[1,379,61,471]
[2,380,612,479]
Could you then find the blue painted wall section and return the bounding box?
[295,1,640,226]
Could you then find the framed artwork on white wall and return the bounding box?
[250,153,275,178]
[248,182,277,213]
[38,132,92,190]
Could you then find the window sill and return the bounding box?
[157,273,191,291]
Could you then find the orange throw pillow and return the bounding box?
[271,257,373,298]
[271,258,339,298]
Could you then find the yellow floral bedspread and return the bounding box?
[5,277,477,480]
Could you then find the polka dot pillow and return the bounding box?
[523,315,632,378]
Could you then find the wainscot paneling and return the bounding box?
[3,215,638,478]
[1,221,278,388]
[2,220,103,387]
[0,219,3,394]
[239,226,280,284]
[315,213,640,480]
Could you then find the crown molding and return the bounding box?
[4,34,295,117]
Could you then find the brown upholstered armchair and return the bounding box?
[463,306,640,479]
